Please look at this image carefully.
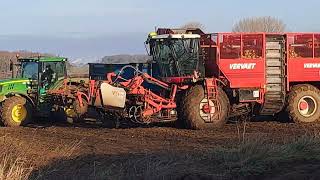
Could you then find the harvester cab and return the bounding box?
[147,30,204,83]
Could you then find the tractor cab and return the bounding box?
[0,56,68,127]
[17,57,67,89]
[16,56,67,104]
[147,32,204,83]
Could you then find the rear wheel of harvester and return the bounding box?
[287,84,320,123]
[178,85,229,130]
[1,96,32,127]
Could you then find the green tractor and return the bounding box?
[0,56,73,127]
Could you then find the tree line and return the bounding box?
[181,16,286,32]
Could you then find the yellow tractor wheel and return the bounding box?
[1,96,32,127]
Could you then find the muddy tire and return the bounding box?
[74,98,88,117]
[287,84,320,123]
[1,96,32,127]
[175,91,187,128]
[178,85,229,130]
[69,98,88,123]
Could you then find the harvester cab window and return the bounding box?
[220,35,241,59]
[150,36,202,77]
[153,40,172,77]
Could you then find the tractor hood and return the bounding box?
[0,78,31,86]
[0,78,34,99]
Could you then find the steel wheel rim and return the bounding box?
[12,104,27,123]
[199,98,216,122]
[298,95,317,117]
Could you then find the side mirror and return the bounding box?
[9,62,13,71]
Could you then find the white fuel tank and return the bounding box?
[100,82,126,108]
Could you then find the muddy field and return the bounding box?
[1,120,320,179]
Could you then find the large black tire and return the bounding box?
[178,85,229,130]
[174,91,187,128]
[1,96,32,127]
[287,84,320,123]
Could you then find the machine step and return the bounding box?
[267,69,282,75]
[266,52,282,58]
[266,86,282,92]
[266,78,282,83]
[266,60,282,67]
[266,42,281,49]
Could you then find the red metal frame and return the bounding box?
[205,78,221,121]
[78,72,185,119]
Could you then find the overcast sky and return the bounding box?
[0,0,319,61]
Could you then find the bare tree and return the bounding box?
[232,16,286,32]
[180,21,205,30]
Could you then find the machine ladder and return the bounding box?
[260,36,286,115]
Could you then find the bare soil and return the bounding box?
[0,120,320,179]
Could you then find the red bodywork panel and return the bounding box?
[197,33,267,98]
[219,59,265,88]
[286,33,320,86]
[288,58,320,82]
[216,33,265,89]
[201,32,320,91]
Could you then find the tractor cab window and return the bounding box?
[21,62,38,79]
[41,61,66,85]
[150,36,202,77]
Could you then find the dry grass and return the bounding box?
[0,135,81,180]
[80,134,320,180]
[0,136,33,180]
[30,140,82,179]
[1,130,320,180]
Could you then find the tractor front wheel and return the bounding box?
[1,96,32,127]
[178,85,229,130]
[287,84,320,123]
